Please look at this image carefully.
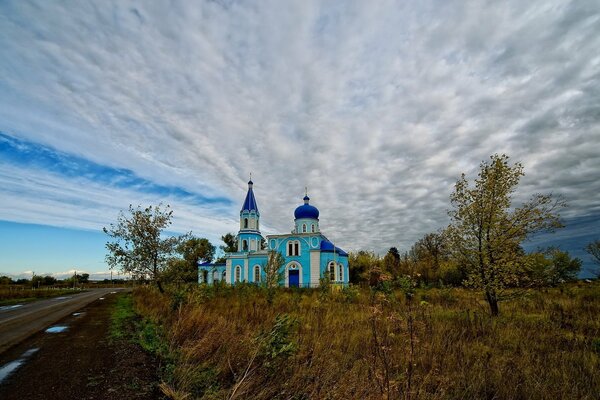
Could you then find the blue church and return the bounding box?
[198,179,349,287]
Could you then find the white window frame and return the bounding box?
[235,266,241,282]
[254,265,261,283]
[328,262,336,281]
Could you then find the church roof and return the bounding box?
[294,194,319,220]
[241,180,259,213]
[320,239,348,256]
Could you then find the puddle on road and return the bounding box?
[110,291,117,294]
[0,304,23,311]
[98,297,105,300]
[45,325,68,333]
[0,348,39,384]
[53,296,72,300]
[72,312,85,317]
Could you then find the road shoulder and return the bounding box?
[0,292,163,400]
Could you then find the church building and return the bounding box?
[198,179,349,287]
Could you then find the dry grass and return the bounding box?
[133,282,600,399]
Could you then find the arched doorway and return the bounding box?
[286,262,302,288]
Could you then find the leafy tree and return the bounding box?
[524,248,581,286]
[264,250,286,304]
[585,240,600,277]
[447,154,565,316]
[383,247,401,279]
[220,233,238,253]
[177,237,215,283]
[348,250,380,284]
[31,275,44,288]
[103,204,184,293]
[0,276,13,285]
[264,250,285,289]
[404,232,449,286]
[546,248,582,285]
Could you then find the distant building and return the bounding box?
[198,179,349,287]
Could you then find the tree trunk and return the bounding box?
[156,279,164,293]
[486,290,499,316]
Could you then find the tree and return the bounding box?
[220,233,238,253]
[447,154,565,316]
[348,250,380,284]
[104,204,183,293]
[585,240,600,277]
[524,248,582,285]
[383,247,401,279]
[264,250,285,289]
[215,233,238,264]
[546,248,582,285]
[176,237,215,283]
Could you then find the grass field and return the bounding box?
[132,282,600,399]
[0,287,86,306]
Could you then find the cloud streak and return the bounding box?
[0,0,599,262]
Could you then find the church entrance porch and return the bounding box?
[288,270,299,287]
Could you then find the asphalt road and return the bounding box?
[0,288,128,354]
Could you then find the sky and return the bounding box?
[1,1,599,279]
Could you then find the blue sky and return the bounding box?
[1,1,599,279]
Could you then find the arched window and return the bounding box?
[242,240,248,251]
[329,262,335,281]
[222,271,226,281]
[302,223,307,233]
[311,224,315,233]
[294,241,299,256]
[338,264,343,282]
[254,265,261,283]
[213,270,219,282]
[244,218,248,228]
[288,242,293,256]
[202,270,208,283]
[235,266,241,282]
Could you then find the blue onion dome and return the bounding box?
[294,195,319,220]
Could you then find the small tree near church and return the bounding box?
[104,204,184,293]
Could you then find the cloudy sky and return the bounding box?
[1,0,599,278]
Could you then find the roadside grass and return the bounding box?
[110,291,178,391]
[132,281,600,400]
[0,288,85,306]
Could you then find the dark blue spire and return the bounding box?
[241,180,258,213]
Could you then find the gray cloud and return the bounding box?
[1,0,599,254]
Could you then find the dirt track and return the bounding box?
[0,292,162,399]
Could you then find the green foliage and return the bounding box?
[264,251,286,305]
[348,250,379,284]
[585,239,600,277]
[447,154,565,315]
[176,237,215,283]
[257,314,298,368]
[525,248,583,286]
[110,293,136,340]
[220,232,238,253]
